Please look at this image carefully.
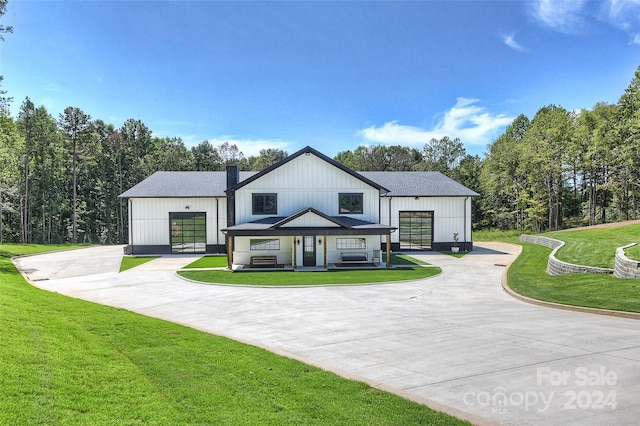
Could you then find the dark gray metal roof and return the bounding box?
[119,171,257,198]
[359,171,479,197]
[119,170,477,198]
[222,207,395,236]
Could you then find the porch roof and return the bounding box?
[222,207,396,236]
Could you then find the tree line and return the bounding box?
[0,99,290,244]
[2,58,640,243]
[338,66,640,233]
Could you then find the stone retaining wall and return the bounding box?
[519,234,614,276]
[614,243,640,278]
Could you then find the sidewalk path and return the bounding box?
[14,243,640,426]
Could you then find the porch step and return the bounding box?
[294,266,328,272]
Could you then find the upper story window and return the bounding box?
[339,193,363,214]
[252,193,277,215]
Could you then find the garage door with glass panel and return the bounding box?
[399,211,433,250]
[170,212,206,253]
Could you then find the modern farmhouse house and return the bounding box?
[119,146,478,267]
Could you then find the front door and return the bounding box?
[303,235,316,266]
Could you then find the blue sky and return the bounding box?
[3,1,640,157]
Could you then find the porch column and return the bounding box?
[227,235,233,270]
[323,235,327,267]
[293,236,297,267]
[386,233,391,268]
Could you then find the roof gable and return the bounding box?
[226,146,388,193]
[274,208,343,228]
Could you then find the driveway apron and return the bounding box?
[13,243,640,426]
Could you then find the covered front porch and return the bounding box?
[232,262,392,272]
[222,207,396,271]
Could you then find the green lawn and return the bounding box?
[119,256,159,272]
[179,253,440,286]
[179,267,441,286]
[0,244,465,425]
[390,253,428,266]
[625,243,640,261]
[547,224,640,268]
[183,255,228,268]
[184,254,428,269]
[473,229,525,241]
[506,241,640,313]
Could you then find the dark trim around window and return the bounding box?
[339,193,363,214]
[252,193,277,215]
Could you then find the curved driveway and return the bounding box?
[14,243,640,426]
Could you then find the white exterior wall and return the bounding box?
[381,196,472,244]
[129,197,226,246]
[233,236,294,265]
[234,154,380,223]
[280,213,340,228]
[325,235,381,264]
[233,235,381,266]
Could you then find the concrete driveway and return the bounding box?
[13,243,640,426]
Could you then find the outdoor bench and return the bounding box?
[250,255,278,267]
[340,252,368,263]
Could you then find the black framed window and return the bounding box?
[337,238,366,250]
[170,212,206,253]
[339,193,363,214]
[250,239,280,250]
[252,193,277,215]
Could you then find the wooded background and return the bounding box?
[2,65,640,244]
[1,0,639,245]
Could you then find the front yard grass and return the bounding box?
[1,244,465,425]
[179,253,440,286]
[507,242,640,313]
[185,253,428,269]
[547,224,640,268]
[119,255,159,272]
[183,255,228,268]
[178,267,441,286]
[389,253,428,265]
[625,243,640,261]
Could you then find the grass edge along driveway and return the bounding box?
[505,225,640,313]
[1,244,467,425]
[178,254,440,286]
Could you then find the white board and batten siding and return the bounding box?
[233,235,380,266]
[129,198,226,246]
[233,236,294,266]
[325,235,380,264]
[280,211,340,227]
[380,196,472,244]
[234,154,380,223]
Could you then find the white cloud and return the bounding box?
[531,0,640,43]
[530,0,588,33]
[605,0,640,43]
[358,98,515,148]
[503,34,526,51]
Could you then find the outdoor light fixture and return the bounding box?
[296,239,300,245]
[318,239,322,244]
[185,205,190,210]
